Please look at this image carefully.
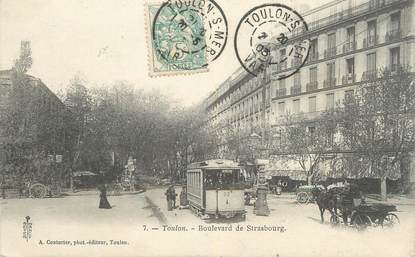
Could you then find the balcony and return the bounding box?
[306,81,318,92]
[362,69,378,81]
[290,85,301,95]
[343,41,357,53]
[276,88,287,97]
[291,57,303,68]
[298,0,404,39]
[385,64,402,75]
[277,62,288,72]
[324,47,337,58]
[342,73,356,84]
[363,35,378,48]
[369,0,386,9]
[323,77,336,88]
[385,29,401,42]
[307,51,319,63]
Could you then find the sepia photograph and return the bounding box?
[0,0,414,256]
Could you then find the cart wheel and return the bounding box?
[29,183,47,198]
[381,213,399,228]
[351,214,372,230]
[330,215,340,226]
[296,192,309,204]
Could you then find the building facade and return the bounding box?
[204,0,415,187]
[0,69,74,188]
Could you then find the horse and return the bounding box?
[311,186,338,223]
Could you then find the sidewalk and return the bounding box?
[62,189,145,197]
[366,194,415,206]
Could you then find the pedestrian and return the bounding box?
[179,185,188,208]
[165,185,177,211]
[98,183,112,209]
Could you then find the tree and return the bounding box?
[276,112,338,185]
[335,66,415,199]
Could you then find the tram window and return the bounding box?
[204,170,245,189]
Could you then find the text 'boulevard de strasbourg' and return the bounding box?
[160,224,286,232]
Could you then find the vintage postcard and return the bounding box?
[1,0,415,256]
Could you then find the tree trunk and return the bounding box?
[380,176,387,201]
[307,175,313,185]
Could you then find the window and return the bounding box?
[328,33,336,49]
[309,96,316,113]
[280,78,286,88]
[293,99,300,114]
[294,72,301,87]
[278,102,285,116]
[326,93,334,110]
[310,38,318,60]
[391,12,400,31]
[390,47,400,71]
[346,27,355,43]
[310,67,317,82]
[346,58,355,75]
[327,62,335,82]
[367,20,377,45]
[367,52,376,72]
[327,33,336,57]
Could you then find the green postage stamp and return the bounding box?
[145,0,228,77]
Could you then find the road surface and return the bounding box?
[0,188,414,257]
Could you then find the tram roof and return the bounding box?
[187,159,242,170]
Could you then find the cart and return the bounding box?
[329,186,399,229]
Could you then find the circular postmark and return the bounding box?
[152,0,228,70]
[234,4,310,79]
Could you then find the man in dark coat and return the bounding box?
[165,185,177,211]
[98,184,112,209]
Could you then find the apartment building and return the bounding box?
[270,0,414,126]
[204,0,415,185]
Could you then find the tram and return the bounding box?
[186,159,246,219]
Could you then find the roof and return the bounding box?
[187,159,242,170]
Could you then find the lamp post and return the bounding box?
[249,133,270,216]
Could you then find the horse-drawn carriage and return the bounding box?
[296,185,324,204]
[311,184,399,230]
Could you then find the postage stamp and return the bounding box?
[234,4,310,79]
[146,0,228,77]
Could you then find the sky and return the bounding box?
[0,0,317,107]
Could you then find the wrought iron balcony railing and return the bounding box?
[343,41,357,53]
[324,47,337,58]
[342,73,356,84]
[277,62,287,71]
[307,51,319,63]
[363,35,378,48]
[385,29,401,42]
[291,57,303,68]
[362,69,378,81]
[276,88,287,97]
[306,81,318,92]
[323,77,336,88]
[300,0,403,38]
[290,85,301,95]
